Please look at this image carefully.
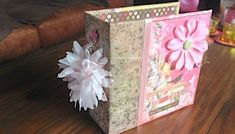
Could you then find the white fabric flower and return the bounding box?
[58,41,113,111]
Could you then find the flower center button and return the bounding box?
[183,40,192,50]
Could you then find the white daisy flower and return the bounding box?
[58,41,113,111]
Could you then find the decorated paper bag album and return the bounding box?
[57,2,211,134]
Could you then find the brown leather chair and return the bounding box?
[0,0,128,63]
[37,3,104,47]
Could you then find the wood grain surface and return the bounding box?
[0,39,234,134]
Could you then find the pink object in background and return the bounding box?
[180,0,199,12]
[224,7,235,23]
[138,10,212,125]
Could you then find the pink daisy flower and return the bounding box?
[167,19,209,70]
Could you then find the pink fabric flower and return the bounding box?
[167,19,209,70]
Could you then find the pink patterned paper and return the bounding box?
[138,10,212,125]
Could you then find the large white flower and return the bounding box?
[58,41,113,111]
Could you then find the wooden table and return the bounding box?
[0,40,234,134]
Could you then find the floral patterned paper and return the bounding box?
[85,2,180,134]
